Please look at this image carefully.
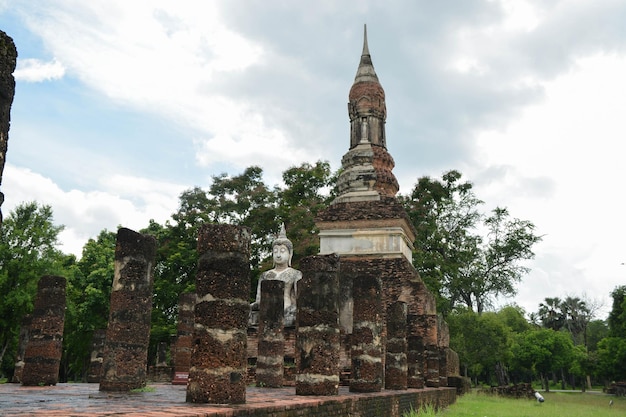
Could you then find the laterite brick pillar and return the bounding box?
[0,30,17,225]
[296,254,341,396]
[172,292,195,385]
[385,301,408,390]
[21,275,66,386]
[99,228,157,391]
[424,314,440,388]
[350,275,384,392]
[256,279,285,388]
[86,329,106,383]
[438,315,450,387]
[186,224,250,404]
[407,313,425,389]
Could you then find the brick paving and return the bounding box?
[0,383,448,416]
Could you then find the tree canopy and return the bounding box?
[0,202,68,375]
[401,170,542,314]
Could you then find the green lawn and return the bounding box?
[414,391,625,417]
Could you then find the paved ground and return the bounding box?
[0,383,434,416]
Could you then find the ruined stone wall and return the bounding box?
[213,388,456,417]
[0,30,17,224]
[332,257,448,390]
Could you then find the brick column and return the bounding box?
[407,313,424,389]
[186,224,250,404]
[172,292,195,385]
[385,301,408,390]
[350,275,383,393]
[21,275,66,386]
[256,279,285,388]
[424,314,440,388]
[86,329,106,383]
[11,314,31,383]
[100,228,157,391]
[438,315,450,387]
[296,254,341,396]
[0,30,17,225]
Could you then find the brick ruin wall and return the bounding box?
[0,30,17,224]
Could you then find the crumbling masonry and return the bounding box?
[0,30,17,225]
[21,276,67,386]
[186,224,250,404]
[99,228,157,392]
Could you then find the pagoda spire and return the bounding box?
[332,26,399,204]
[354,24,379,84]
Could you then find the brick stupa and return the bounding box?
[315,26,448,390]
[316,25,416,268]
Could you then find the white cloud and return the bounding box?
[14,58,65,82]
[472,53,626,317]
[498,0,543,32]
[14,1,295,167]
[2,164,185,257]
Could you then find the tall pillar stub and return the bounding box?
[172,292,195,385]
[296,254,341,396]
[0,30,17,225]
[385,301,408,390]
[21,275,66,386]
[87,329,107,383]
[186,224,250,404]
[256,279,285,388]
[99,227,157,392]
[350,275,384,392]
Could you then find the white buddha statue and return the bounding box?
[250,224,302,327]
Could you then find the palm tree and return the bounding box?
[561,296,590,347]
[538,297,565,331]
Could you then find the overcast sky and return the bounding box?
[1,0,625,319]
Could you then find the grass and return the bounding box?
[129,385,156,393]
[404,403,438,417]
[404,391,626,417]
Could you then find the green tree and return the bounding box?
[586,319,608,351]
[0,202,66,376]
[141,218,197,365]
[62,229,116,381]
[608,285,626,338]
[448,309,512,386]
[512,328,574,391]
[497,304,531,334]
[538,297,565,331]
[561,296,591,346]
[596,336,626,382]
[569,344,595,391]
[277,161,334,263]
[205,166,278,268]
[401,171,482,314]
[402,170,541,314]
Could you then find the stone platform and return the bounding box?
[0,383,455,416]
